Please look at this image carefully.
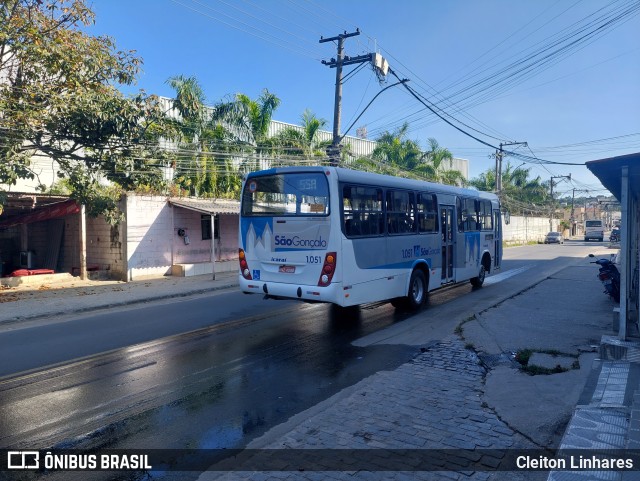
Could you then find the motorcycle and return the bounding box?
[589,253,620,302]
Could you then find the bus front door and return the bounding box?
[441,206,455,283]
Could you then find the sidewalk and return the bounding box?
[2,252,637,480]
[0,270,239,325]
[195,254,631,480]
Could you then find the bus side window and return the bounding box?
[386,190,415,235]
[460,198,478,232]
[417,193,438,233]
[479,200,493,231]
[342,188,357,236]
[342,185,382,238]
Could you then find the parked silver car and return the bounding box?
[544,232,564,244]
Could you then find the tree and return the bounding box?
[420,138,465,185]
[468,162,549,214]
[235,89,281,145]
[371,123,423,171]
[165,75,213,197]
[0,0,169,222]
[233,89,280,172]
[270,109,330,158]
[165,75,266,198]
[366,123,463,185]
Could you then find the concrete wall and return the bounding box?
[503,215,557,244]
[12,210,127,279]
[171,209,238,264]
[125,195,173,280]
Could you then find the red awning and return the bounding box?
[0,199,80,228]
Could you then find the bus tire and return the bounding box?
[406,269,427,310]
[470,264,486,287]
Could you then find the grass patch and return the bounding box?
[454,314,476,337]
[522,364,569,375]
[514,348,580,376]
[514,349,533,366]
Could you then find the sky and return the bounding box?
[88,0,640,199]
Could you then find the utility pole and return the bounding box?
[320,29,375,166]
[571,188,576,236]
[494,141,527,197]
[549,174,571,232]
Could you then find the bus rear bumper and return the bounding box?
[239,277,343,304]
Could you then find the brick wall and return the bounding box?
[86,213,126,280]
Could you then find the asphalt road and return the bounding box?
[0,240,607,473]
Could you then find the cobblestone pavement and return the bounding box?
[199,337,542,481]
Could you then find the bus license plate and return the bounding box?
[279,265,296,273]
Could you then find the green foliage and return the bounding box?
[468,162,549,214]
[365,123,463,185]
[164,75,251,198]
[0,0,170,221]
[63,166,124,225]
[235,89,281,145]
[270,109,330,157]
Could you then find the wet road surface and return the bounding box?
[0,300,421,450]
[0,242,602,479]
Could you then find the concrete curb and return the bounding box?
[0,280,240,326]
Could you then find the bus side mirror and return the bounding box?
[504,211,511,225]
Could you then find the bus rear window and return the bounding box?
[585,220,602,227]
[242,173,329,216]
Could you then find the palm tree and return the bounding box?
[420,138,465,185]
[165,75,243,197]
[165,75,209,196]
[469,162,549,214]
[232,89,281,171]
[300,109,330,156]
[368,124,463,185]
[371,123,423,171]
[271,109,330,159]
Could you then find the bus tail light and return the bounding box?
[239,248,252,280]
[318,252,337,287]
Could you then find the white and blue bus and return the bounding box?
[238,166,503,309]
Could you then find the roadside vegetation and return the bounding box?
[4,0,594,225]
[1,0,465,223]
[514,348,580,375]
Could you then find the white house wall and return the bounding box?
[125,195,173,280]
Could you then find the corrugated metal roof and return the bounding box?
[169,198,240,215]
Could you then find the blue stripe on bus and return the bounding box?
[364,259,432,270]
